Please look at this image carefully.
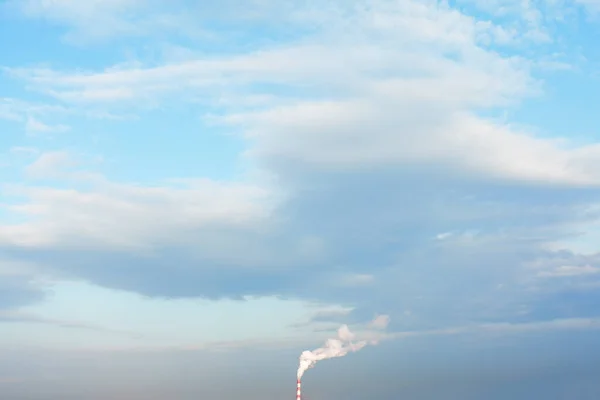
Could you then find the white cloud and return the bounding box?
[11,0,547,46]
[368,315,390,330]
[436,232,454,240]
[339,274,376,287]
[24,117,70,135]
[8,1,600,188]
[24,151,74,179]
[0,176,273,253]
[7,0,535,105]
[537,265,600,277]
[0,98,69,122]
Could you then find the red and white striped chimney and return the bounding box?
[296,379,302,400]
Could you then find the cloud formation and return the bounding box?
[1,0,600,348]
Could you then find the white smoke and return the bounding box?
[296,315,389,379]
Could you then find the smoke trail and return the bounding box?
[296,315,389,379]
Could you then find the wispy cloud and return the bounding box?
[23,151,75,179]
[0,98,68,121]
[0,310,141,338]
[53,315,600,353]
[10,0,201,43]
[25,117,70,135]
[537,265,600,278]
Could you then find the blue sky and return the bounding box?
[2,0,600,398]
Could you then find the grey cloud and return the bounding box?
[3,164,600,331]
[0,275,44,310]
[273,166,599,267]
[0,245,314,301]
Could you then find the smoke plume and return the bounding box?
[296,315,389,379]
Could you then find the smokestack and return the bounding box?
[296,379,301,400]
[296,315,390,381]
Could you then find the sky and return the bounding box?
[2,0,600,399]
